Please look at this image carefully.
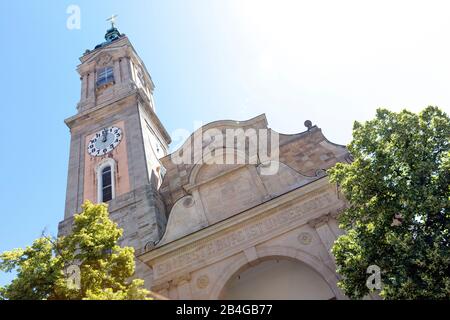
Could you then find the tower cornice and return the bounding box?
[65,88,137,129]
[64,89,171,145]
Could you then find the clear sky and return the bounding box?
[1,0,450,287]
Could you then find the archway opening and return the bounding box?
[220,258,335,300]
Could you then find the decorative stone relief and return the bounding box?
[172,273,191,286]
[183,197,194,208]
[298,232,312,245]
[96,53,113,67]
[196,275,209,289]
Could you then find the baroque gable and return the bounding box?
[156,114,350,246]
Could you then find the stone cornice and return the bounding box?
[79,36,130,64]
[308,215,330,228]
[65,89,139,129]
[151,281,170,292]
[171,273,192,286]
[142,176,330,259]
[64,90,170,146]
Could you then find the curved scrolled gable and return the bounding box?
[156,115,349,245]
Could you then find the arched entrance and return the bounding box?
[220,258,336,300]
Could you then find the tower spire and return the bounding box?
[106,14,118,29]
[104,14,121,43]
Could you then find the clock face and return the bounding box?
[87,126,123,157]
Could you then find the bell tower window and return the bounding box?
[96,159,116,203]
[96,66,114,87]
[101,166,112,202]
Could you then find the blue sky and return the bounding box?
[1,0,450,287]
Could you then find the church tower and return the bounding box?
[59,23,171,277]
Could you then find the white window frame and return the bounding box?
[96,158,116,203]
[96,66,114,87]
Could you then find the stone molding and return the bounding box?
[139,177,345,285]
[171,273,192,286]
[160,114,268,166]
[151,281,170,292]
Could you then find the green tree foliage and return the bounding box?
[0,201,151,300]
[329,106,450,299]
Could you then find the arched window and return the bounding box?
[101,166,113,202]
[96,159,116,203]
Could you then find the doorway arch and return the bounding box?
[210,245,344,300]
[221,258,335,300]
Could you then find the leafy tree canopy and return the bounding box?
[0,201,151,300]
[329,106,450,299]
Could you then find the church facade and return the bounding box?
[59,26,352,300]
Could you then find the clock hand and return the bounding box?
[101,128,108,143]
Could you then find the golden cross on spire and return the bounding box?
[106,14,118,28]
